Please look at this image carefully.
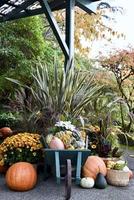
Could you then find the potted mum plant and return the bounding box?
[0,132,43,168]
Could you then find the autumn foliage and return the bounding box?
[100,49,134,132]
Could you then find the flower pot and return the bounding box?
[106,169,129,186]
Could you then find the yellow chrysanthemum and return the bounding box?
[0,132,43,164]
[91,144,97,149]
[0,159,4,166]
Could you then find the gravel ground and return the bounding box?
[0,151,134,200]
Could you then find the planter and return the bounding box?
[106,169,129,186]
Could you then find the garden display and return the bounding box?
[45,121,86,150]
[0,120,132,197]
[6,162,37,191]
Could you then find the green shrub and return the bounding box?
[0,112,21,129]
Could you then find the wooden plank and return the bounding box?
[55,151,61,184]
[76,0,96,14]
[40,0,69,59]
[2,0,36,21]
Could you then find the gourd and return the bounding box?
[83,156,107,180]
[95,173,107,189]
[6,162,37,191]
[80,177,94,188]
[0,127,12,138]
[49,136,64,149]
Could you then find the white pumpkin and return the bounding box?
[80,177,94,188]
[123,166,130,172]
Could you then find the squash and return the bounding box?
[46,134,53,145]
[129,169,133,179]
[6,162,37,191]
[123,166,133,179]
[80,177,94,188]
[95,173,107,189]
[83,156,107,180]
[0,127,12,138]
[49,136,64,149]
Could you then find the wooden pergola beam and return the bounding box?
[40,0,69,60]
[0,0,100,71]
[76,0,96,14]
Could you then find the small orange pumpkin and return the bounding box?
[83,156,107,180]
[6,162,37,191]
[49,136,64,149]
[0,127,12,138]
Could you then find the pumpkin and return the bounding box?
[6,162,37,191]
[80,177,94,188]
[83,156,107,180]
[0,127,12,138]
[49,136,64,149]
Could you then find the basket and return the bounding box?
[106,169,129,186]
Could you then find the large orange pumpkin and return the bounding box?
[6,162,37,191]
[0,127,12,138]
[83,156,107,180]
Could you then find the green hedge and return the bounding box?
[0,112,21,129]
